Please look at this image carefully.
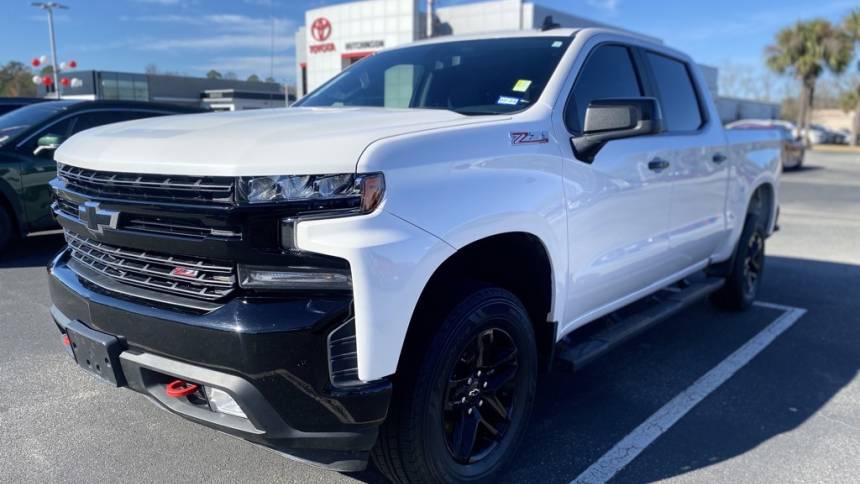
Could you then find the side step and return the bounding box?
[556,276,725,372]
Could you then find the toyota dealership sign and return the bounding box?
[309,17,336,53]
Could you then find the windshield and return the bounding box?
[296,36,572,115]
[0,102,71,147]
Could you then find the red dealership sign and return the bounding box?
[311,17,332,42]
[309,17,335,54]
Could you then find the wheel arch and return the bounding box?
[397,231,558,375]
[753,181,777,234]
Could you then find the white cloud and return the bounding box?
[133,0,181,4]
[241,0,282,6]
[121,13,296,52]
[141,34,295,51]
[587,0,619,13]
[197,54,297,82]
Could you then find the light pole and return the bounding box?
[31,2,69,99]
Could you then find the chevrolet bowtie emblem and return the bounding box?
[77,201,119,235]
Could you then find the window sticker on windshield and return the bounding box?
[551,40,563,48]
[497,96,520,106]
[512,80,532,92]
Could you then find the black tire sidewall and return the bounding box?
[728,211,766,309]
[414,288,537,483]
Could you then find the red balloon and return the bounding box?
[61,77,71,87]
[42,76,53,86]
[32,58,41,67]
[68,60,77,68]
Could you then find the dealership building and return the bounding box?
[40,70,291,111]
[294,0,777,122]
[295,0,664,96]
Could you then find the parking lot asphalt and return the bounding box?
[1,150,858,483]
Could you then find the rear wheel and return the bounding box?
[711,193,766,310]
[372,286,537,483]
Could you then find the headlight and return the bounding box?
[237,173,385,214]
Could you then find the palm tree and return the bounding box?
[843,10,860,145]
[765,19,855,145]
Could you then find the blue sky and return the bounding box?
[2,0,857,95]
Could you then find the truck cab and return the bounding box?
[47,28,780,483]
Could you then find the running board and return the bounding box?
[556,276,725,372]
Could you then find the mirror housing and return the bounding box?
[571,97,664,161]
[34,134,63,156]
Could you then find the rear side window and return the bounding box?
[646,52,703,132]
[71,111,133,135]
[566,45,642,134]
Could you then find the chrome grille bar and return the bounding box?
[65,231,236,302]
[57,163,234,204]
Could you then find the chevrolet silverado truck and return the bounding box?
[47,28,780,483]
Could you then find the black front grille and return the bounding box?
[53,199,241,240]
[58,163,234,205]
[65,231,237,301]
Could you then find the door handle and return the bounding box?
[648,158,670,171]
[712,153,728,163]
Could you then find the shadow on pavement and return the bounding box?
[0,232,65,269]
[785,164,825,174]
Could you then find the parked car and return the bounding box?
[0,100,203,252]
[0,96,47,116]
[802,123,841,145]
[726,119,804,170]
[47,28,781,483]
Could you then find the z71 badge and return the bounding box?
[510,131,549,145]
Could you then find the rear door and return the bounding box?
[640,51,730,271]
[559,43,677,328]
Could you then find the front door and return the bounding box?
[559,43,676,330]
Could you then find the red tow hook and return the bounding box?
[166,379,200,398]
[62,334,71,346]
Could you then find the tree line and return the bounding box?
[766,10,860,144]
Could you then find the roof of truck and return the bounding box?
[388,27,662,51]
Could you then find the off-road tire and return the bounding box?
[372,286,537,483]
[711,192,767,310]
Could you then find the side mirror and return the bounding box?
[571,98,664,161]
[34,134,63,157]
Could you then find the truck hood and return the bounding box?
[56,107,501,176]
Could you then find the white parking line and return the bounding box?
[571,302,807,484]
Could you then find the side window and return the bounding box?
[566,45,642,134]
[22,117,74,153]
[71,111,131,135]
[645,52,703,132]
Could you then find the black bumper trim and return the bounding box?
[48,252,393,472]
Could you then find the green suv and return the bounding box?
[0,100,202,252]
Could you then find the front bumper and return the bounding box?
[48,250,391,472]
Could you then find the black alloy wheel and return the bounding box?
[372,286,537,484]
[743,230,765,299]
[442,327,519,464]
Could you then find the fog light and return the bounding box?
[205,387,247,419]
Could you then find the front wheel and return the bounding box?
[372,286,537,483]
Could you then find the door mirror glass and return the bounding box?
[33,133,63,157]
[571,97,664,161]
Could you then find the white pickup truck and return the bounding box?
[48,28,780,483]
